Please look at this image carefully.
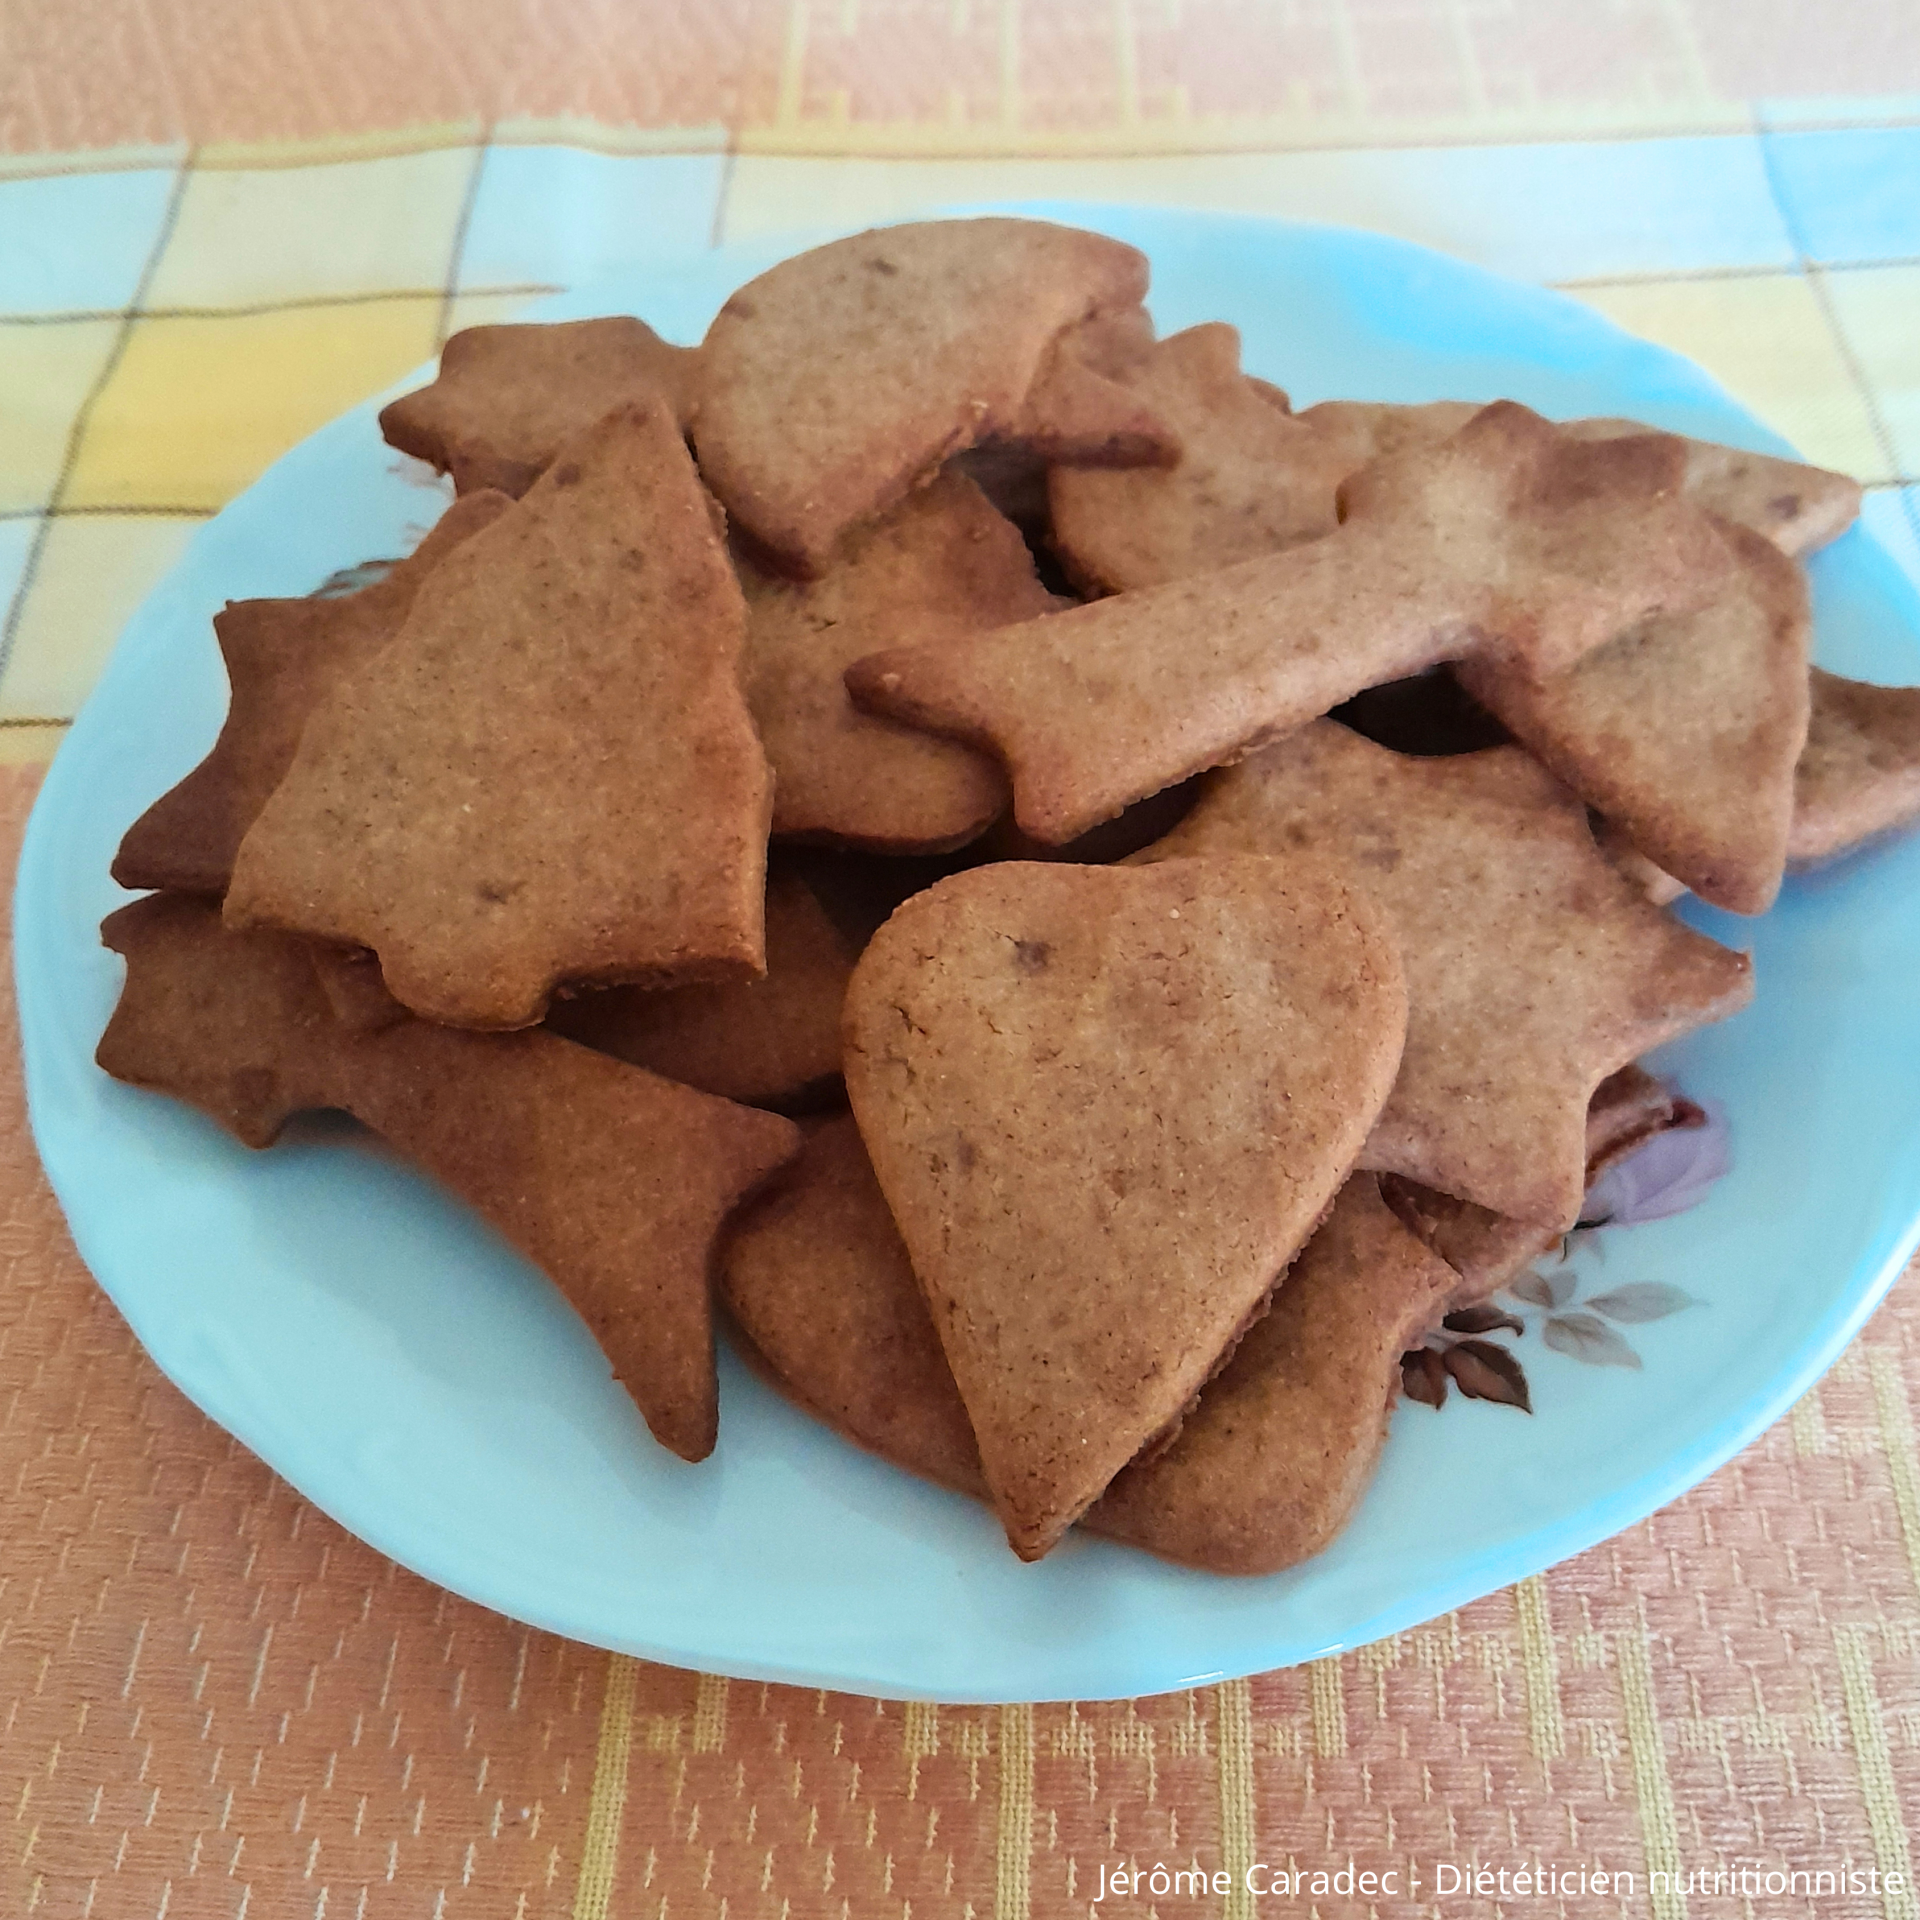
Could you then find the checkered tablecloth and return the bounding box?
[3,5,1919,1916]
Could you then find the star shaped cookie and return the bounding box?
[1140,722,1754,1228]
[1048,322,1346,593]
[113,489,513,898]
[379,317,701,497]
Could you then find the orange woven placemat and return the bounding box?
[6,0,1920,160]
[4,758,1919,1920]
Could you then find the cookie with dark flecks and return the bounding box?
[1378,1065,1697,1307]
[95,891,800,1462]
[545,869,856,1110]
[1455,518,1812,915]
[1787,668,1920,867]
[1592,667,1920,893]
[1298,400,1862,557]
[96,892,347,1147]
[112,489,514,898]
[226,401,771,1030]
[841,855,1407,1560]
[1088,1174,1457,1574]
[1049,323,1349,594]
[694,219,1176,576]
[1576,417,1861,558]
[1137,723,1753,1229]
[849,403,1737,843]
[722,1127,1458,1575]
[379,317,702,497]
[720,1112,987,1496]
[739,470,1065,853]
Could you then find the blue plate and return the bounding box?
[18,206,1920,1703]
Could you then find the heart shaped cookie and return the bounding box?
[841,855,1407,1559]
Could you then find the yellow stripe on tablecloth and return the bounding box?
[1791,1380,1833,1457]
[1309,1656,1347,1758]
[1868,1348,1920,1596]
[571,1652,639,1920]
[1617,1606,1687,1920]
[903,1700,940,1800]
[996,1701,1034,1920]
[0,722,66,765]
[691,1673,729,1754]
[1514,1575,1566,1760]
[490,117,729,155]
[61,301,439,514]
[774,0,810,130]
[727,103,1759,158]
[1214,1678,1257,1920]
[1831,1625,1919,1920]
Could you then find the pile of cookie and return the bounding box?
[98,217,1920,1574]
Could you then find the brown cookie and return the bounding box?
[970,778,1201,866]
[719,1112,986,1497]
[723,1127,1455,1574]
[953,307,1161,531]
[1008,307,1174,464]
[378,318,702,497]
[693,219,1174,575]
[841,855,1408,1560]
[1455,519,1812,914]
[1574,417,1861,558]
[1787,668,1920,866]
[1138,723,1754,1228]
[1086,1174,1457,1575]
[739,470,1064,853]
[1298,401,1862,557]
[112,492,515,898]
[1379,1064,1696,1307]
[1289,399,1480,483]
[544,868,856,1110]
[307,942,414,1034]
[1048,324,1350,594]
[226,402,771,1030]
[95,893,800,1461]
[848,403,1737,843]
[97,893,346,1147]
[338,1016,798,1462]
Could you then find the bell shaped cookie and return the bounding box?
[227,402,771,1029]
